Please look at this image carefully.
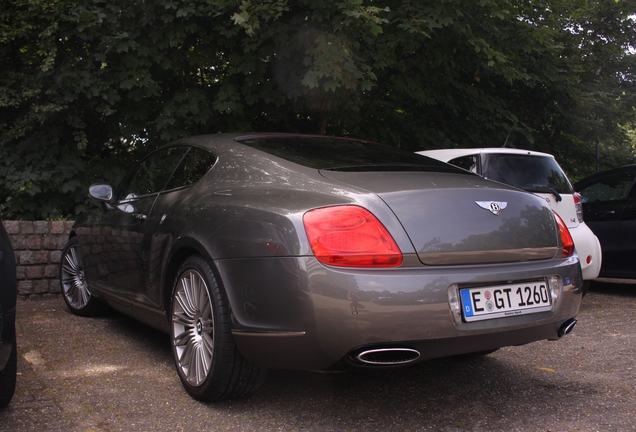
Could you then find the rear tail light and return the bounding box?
[573,192,584,223]
[554,212,575,258]
[303,205,403,267]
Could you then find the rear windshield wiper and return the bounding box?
[523,187,562,202]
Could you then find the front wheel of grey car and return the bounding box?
[170,255,266,402]
[60,237,102,316]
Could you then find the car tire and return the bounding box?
[581,281,591,297]
[60,237,102,316]
[0,338,17,408]
[170,255,266,402]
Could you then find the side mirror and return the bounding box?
[88,184,114,201]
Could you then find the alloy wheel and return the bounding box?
[171,269,215,387]
[61,243,91,310]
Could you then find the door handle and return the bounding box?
[596,210,616,216]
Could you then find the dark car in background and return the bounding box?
[574,165,636,280]
[60,134,583,402]
[0,222,17,407]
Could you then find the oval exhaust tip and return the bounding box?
[559,318,577,337]
[355,348,420,365]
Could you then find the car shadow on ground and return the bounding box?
[93,305,171,355]
[83,302,602,430]
[588,280,636,298]
[6,293,633,431]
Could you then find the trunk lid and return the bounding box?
[320,170,560,266]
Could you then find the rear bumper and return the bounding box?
[570,223,602,280]
[218,255,583,370]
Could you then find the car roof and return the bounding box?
[170,133,465,174]
[418,148,556,161]
[172,133,381,152]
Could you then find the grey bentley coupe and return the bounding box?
[60,134,582,402]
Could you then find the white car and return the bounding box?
[418,148,601,293]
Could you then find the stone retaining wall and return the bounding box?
[2,220,74,299]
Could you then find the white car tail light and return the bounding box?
[573,192,584,223]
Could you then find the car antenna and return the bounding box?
[502,129,512,147]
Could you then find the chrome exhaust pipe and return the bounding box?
[558,318,577,337]
[354,348,420,365]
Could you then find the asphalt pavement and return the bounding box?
[1,281,635,431]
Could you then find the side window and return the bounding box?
[165,147,217,190]
[578,171,636,203]
[448,155,479,173]
[116,147,188,201]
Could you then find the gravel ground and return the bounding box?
[0,281,634,432]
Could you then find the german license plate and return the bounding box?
[460,280,552,322]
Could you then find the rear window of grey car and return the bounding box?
[237,136,467,173]
[480,154,573,194]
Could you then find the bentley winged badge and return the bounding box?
[475,201,507,215]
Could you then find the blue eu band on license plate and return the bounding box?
[460,280,552,322]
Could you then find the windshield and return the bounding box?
[481,154,573,194]
[237,136,467,174]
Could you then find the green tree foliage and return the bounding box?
[1,0,635,219]
[508,0,636,180]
